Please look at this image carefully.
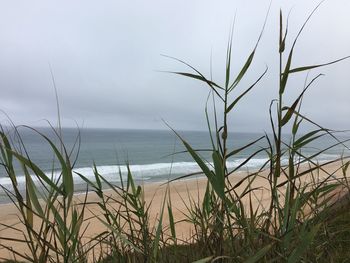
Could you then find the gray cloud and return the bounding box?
[0,0,349,131]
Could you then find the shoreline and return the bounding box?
[0,167,250,205]
[0,155,339,205]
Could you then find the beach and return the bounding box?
[0,160,348,261]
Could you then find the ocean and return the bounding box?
[0,127,347,203]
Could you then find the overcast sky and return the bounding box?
[0,0,349,132]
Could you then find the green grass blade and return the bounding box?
[162,55,225,101]
[168,126,217,193]
[228,51,255,93]
[212,150,225,199]
[36,131,74,205]
[97,217,143,254]
[75,171,98,190]
[225,25,233,90]
[228,3,270,93]
[293,129,323,147]
[281,73,323,126]
[23,164,44,218]
[168,71,223,90]
[294,134,325,151]
[167,201,176,241]
[226,67,267,113]
[10,151,61,193]
[280,49,293,95]
[288,56,350,74]
[279,10,284,53]
[244,243,273,263]
[126,164,136,194]
[287,224,321,263]
[192,256,214,263]
[0,131,17,185]
[152,187,167,260]
[227,136,265,158]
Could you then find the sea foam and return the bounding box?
[0,154,337,191]
[0,158,269,190]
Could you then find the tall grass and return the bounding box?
[1,4,350,263]
[0,126,91,263]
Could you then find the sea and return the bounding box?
[0,127,348,203]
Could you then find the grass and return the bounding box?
[1,3,350,263]
[314,207,350,262]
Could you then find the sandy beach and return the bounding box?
[0,161,349,261]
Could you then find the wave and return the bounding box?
[0,154,339,191]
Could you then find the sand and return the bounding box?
[0,161,349,261]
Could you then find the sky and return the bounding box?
[0,0,349,132]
